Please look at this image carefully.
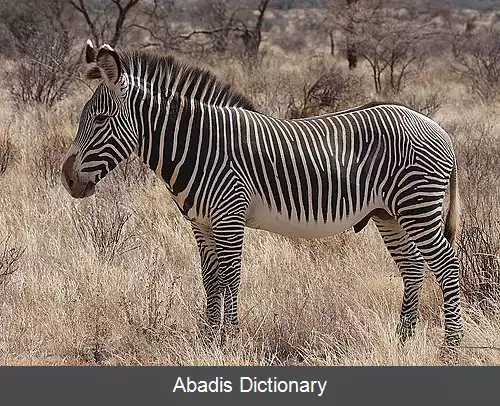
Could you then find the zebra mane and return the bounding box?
[120,50,256,111]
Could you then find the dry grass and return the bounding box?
[0,44,499,366]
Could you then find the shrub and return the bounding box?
[7,27,80,108]
[0,234,25,286]
[452,27,500,101]
[286,64,363,119]
[31,130,70,188]
[395,90,446,119]
[454,120,500,310]
[71,199,140,264]
[120,253,179,345]
[0,128,15,176]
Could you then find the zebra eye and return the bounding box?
[94,114,108,124]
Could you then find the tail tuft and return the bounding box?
[444,164,460,251]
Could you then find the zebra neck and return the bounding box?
[136,93,204,195]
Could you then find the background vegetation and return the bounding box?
[0,0,498,365]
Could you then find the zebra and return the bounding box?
[61,40,463,346]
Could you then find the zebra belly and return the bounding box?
[245,198,382,238]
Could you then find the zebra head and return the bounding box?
[61,40,137,198]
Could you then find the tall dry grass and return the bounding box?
[0,45,498,366]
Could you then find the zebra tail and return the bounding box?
[444,162,460,251]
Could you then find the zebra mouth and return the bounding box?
[61,176,95,199]
[80,181,96,198]
[69,180,95,199]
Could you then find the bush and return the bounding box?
[454,120,500,311]
[395,90,446,119]
[31,130,70,188]
[71,199,140,264]
[0,0,37,56]
[7,26,80,108]
[286,64,364,119]
[452,27,500,101]
[0,128,15,176]
[120,253,179,345]
[0,233,25,286]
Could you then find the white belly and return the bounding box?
[245,197,381,238]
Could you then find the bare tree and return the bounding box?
[452,26,500,101]
[116,0,272,62]
[324,0,445,94]
[68,0,141,47]
[178,1,240,54]
[358,12,426,93]
[323,0,360,67]
[124,0,186,52]
[176,0,271,61]
[238,0,270,60]
[350,1,441,94]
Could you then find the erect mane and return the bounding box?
[119,50,256,111]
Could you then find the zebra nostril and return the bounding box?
[67,179,74,188]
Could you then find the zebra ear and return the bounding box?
[94,44,122,86]
[84,40,102,81]
[85,39,97,64]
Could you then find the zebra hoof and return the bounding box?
[221,324,240,340]
[198,320,222,341]
[396,325,414,345]
[439,329,464,362]
[396,314,419,344]
[444,330,464,347]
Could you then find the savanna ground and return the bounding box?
[0,4,499,366]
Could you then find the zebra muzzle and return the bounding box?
[61,153,96,198]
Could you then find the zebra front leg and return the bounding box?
[211,212,246,333]
[374,216,425,343]
[191,223,222,333]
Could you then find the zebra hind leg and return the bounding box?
[398,210,464,347]
[191,223,222,337]
[374,216,426,344]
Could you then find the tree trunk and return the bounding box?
[246,0,269,59]
[347,41,357,69]
[346,0,358,70]
[329,29,335,56]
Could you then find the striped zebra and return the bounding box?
[61,41,463,346]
